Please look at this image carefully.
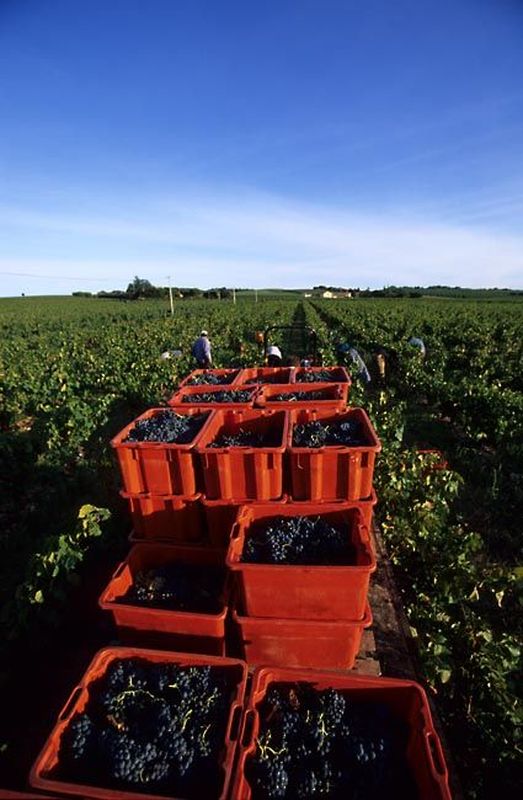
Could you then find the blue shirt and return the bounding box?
[408,337,426,356]
[192,336,211,361]
[348,347,371,384]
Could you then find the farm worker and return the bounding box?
[266,344,282,367]
[337,342,371,384]
[336,342,371,383]
[192,330,212,368]
[375,348,387,380]
[348,347,371,384]
[408,337,426,357]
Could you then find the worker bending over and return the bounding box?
[192,330,212,368]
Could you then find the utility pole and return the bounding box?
[255,288,258,303]
[167,275,174,316]
[233,287,236,305]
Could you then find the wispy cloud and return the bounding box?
[1,188,522,293]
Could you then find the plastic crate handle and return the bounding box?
[423,730,449,784]
[240,709,256,748]
[226,701,243,743]
[111,561,126,580]
[58,686,82,722]
[357,521,370,545]
[230,521,242,541]
[237,506,251,523]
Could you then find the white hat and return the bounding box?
[266,345,282,359]
[201,330,208,336]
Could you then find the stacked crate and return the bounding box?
[103,375,229,654]
[228,365,382,669]
[103,367,290,656]
[28,366,453,800]
[104,365,382,669]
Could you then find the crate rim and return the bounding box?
[120,489,202,501]
[234,664,451,800]
[294,365,351,383]
[232,600,373,628]
[178,367,243,389]
[255,381,347,410]
[169,383,259,410]
[288,405,381,452]
[195,409,289,454]
[226,504,376,574]
[110,406,212,451]
[99,543,229,623]
[30,646,248,800]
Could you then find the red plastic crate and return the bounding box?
[294,365,350,383]
[227,504,375,620]
[288,407,381,501]
[285,488,378,530]
[30,647,248,800]
[0,793,59,799]
[178,368,242,388]
[99,543,229,653]
[236,367,295,385]
[231,602,372,670]
[122,491,205,543]
[196,410,289,502]
[111,407,211,496]
[232,667,451,800]
[168,383,258,409]
[201,497,243,549]
[201,497,289,549]
[255,381,348,410]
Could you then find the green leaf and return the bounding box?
[469,586,480,602]
[78,503,97,518]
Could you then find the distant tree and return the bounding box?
[126,276,157,299]
[203,287,232,299]
[97,290,129,300]
[72,291,92,297]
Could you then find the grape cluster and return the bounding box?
[207,427,279,448]
[187,372,234,385]
[270,390,328,402]
[125,410,208,444]
[247,682,416,799]
[296,369,340,383]
[292,418,367,447]
[241,515,355,565]
[182,389,253,403]
[58,658,234,797]
[119,564,224,613]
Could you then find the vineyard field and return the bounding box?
[0,293,522,798]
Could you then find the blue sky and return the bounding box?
[1,0,522,295]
